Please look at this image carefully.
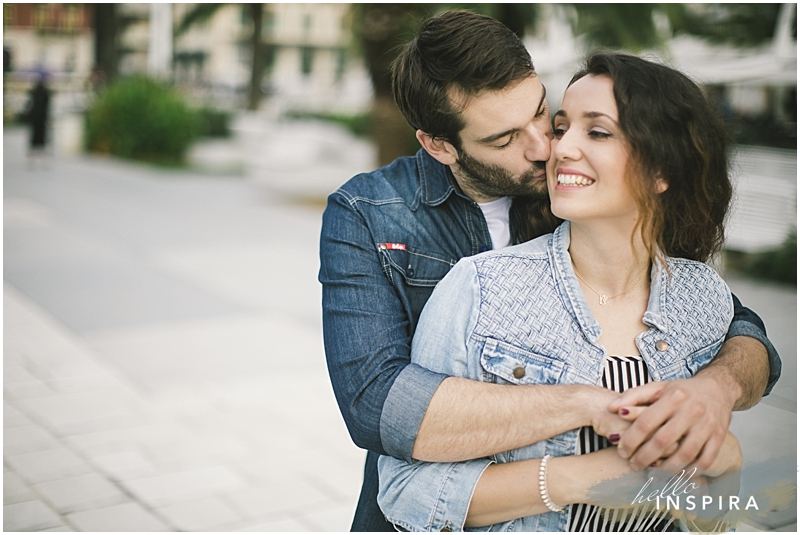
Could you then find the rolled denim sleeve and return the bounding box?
[379,259,488,530]
[728,293,781,396]
[319,190,447,456]
[378,455,494,532]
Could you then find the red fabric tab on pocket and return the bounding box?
[379,243,406,251]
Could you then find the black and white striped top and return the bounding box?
[568,355,675,532]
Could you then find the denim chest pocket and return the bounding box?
[480,338,567,385]
[377,244,454,287]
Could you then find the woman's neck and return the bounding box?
[568,220,650,297]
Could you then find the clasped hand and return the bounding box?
[591,376,742,477]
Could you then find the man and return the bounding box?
[319,10,780,531]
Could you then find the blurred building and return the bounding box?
[172,3,372,112]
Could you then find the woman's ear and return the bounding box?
[416,130,458,166]
[655,177,669,194]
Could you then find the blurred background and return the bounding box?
[3,3,796,532]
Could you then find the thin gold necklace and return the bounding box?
[571,261,647,305]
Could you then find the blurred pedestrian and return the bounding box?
[25,75,52,167]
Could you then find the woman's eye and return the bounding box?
[588,130,611,139]
[553,127,566,139]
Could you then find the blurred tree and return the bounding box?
[93,4,119,82]
[677,4,795,47]
[177,3,264,110]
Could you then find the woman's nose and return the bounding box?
[552,129,580,161]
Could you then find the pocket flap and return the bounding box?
[480,338,566,385]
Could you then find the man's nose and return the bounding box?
[523,124,552,162]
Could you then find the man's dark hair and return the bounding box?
[569,51,732,264]
[391,10,535,150]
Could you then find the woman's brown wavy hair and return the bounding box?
[566,51,732,264]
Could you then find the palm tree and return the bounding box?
[176,3,264,110]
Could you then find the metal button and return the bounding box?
[406,268,415,278]
[513,366,526,379]
[441,527,452,532]
[655,340,669,352]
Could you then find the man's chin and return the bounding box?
[526,179,550,200]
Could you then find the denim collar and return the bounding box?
[415,149,460,207]
[550,222,669,342]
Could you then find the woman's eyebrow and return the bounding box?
[553,110,618,124]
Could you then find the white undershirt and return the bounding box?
[478,196,513,250]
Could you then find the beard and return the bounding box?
[454,148,549,201]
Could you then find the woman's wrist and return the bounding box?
[545,454,580,508]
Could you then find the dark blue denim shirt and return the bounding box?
[318,148,781,532]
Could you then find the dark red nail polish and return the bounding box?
[609,434,620,443]
[650,462,658,468]
[620,408,630,416]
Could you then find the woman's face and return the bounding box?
[547,75,637,225]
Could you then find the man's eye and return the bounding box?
[535,104,548,118]
[496,138,513,149]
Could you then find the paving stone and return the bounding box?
[3,402,33,428]
[300,503,356,531]
[123,466,247,508]
[33,472,128,514]
[3,500,65,531]
[3,424,61,455]
[89,450,161,481]
[157,497,243,531]
[236,517,310,532]
[66,501,170,531]
[5,447,93,485]
[225,478,332,518]
[17,390,141,430]
[5,379,57,399]
[4,471,35,504]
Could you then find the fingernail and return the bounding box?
[618,449,628,458]
[620,408,629,416]
[609,434,620,443]
[630,462,641,471]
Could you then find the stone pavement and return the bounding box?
[3,117,796,532]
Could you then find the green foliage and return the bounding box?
[196,108,232,138]
[677,4,790,47]
[743,231,797,285]
[286,110,371,138]
[84,76,199,165]
[567,4,669,51]
[728,230,797,285]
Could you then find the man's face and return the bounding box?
[449,75,553,203]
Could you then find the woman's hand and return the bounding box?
[702,431,742,478]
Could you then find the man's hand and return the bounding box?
[607,374,738,473]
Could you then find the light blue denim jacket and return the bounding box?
[377,222,734,532]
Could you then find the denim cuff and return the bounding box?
[380,363,448,462]
[726,319,781,397]
[378,455,494,532]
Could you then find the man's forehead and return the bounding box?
[456,76,546,138]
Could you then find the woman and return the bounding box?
[377,52,744,532]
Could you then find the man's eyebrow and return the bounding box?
[477,84,548,144]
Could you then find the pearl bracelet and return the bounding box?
[538,455,565,513]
